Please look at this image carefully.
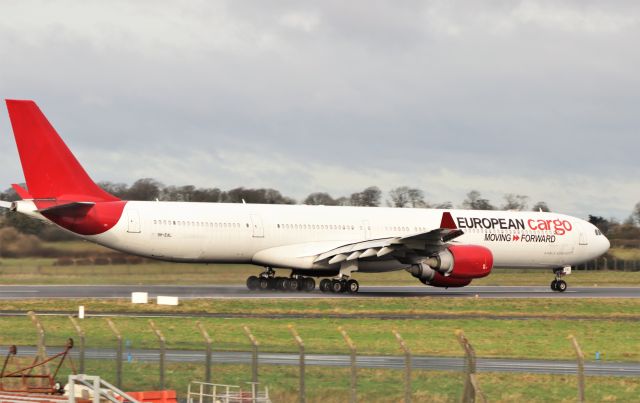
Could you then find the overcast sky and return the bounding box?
[0,1,638,219]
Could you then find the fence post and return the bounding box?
[27,311,50,376]
[196,321,212,384]
[603,257,608,270]
[105,318,123,389]
[392,329,411,403]
[455,330,486,403]
[568,335,585,403]
[243,326,259,384]
[338,326,357,403]
[288,325,305,403]
[69,316,85,373]
[149,320,166,390]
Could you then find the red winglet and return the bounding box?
[11,183,32,199]
[440,212,457,229]
[5,100,119,202]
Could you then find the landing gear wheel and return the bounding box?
[288,278,299,291]
[247,276,259,290]
[346,279,359,294]
[550,280,558,291]
[330,279,344,293]
[259,277,270,291]
[556,279,567,292]
[303,277,316,292]
[320,279,331,292]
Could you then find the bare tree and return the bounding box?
[461,190,494,210]
[126,178,163,201]
[98,182,129,199]
[389,186,427,208]
[502,194,529,211]
[633,202,640,225]
[350,186,382,207]
[304,192,337,206]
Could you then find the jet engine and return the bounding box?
[407,245,493,288]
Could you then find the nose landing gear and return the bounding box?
[550,266,571,292]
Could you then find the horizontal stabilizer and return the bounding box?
[0,201,12,209]
[36,202,95,218]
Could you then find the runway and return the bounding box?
[0,285,638,299]
[1,346,638,377]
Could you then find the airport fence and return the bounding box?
[578,256,640,271]
[0,312,605,403]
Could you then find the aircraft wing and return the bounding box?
[0,200,12,209]
[312,212,463,264]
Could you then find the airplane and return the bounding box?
[0,100,610,293]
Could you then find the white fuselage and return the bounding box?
[83,202,610,273]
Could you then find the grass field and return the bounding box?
[2,298,639,360]
[2,298,640,402]
[1,241,639,401]
[10,360,637,402]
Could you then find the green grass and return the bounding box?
[2,297,640,319]
[2,298,640,361]
[2,297,639,401]
[12,359,638,402]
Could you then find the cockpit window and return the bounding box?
[595,229,602,236]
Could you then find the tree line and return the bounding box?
[1,179,639,243]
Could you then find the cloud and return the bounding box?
[0,1,639,219]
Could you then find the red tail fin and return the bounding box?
[5,100,119,202]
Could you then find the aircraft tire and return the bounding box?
[304,277,316,292]
[550,280,558,291]
[288,278,299,291]
[320,279,331,292]
[556,280,567,292]
[259,277,270,291]
[347,279,359,293]
[247,276,259,290]
[330,279,343,293]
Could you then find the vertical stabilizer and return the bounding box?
[5,100,118,202]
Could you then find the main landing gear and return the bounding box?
[246,268,316,292]
[319,278,360,294]
[319,260,360,294]
[550,266,571,292]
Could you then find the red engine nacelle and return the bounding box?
[408,245,493,287]
[443,245,494,279]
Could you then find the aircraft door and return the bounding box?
[579,223,588,245]
[362,220,371,240]
[127,210,141,233]
[250,214,264,238]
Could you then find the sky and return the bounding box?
[0,1,638,220]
